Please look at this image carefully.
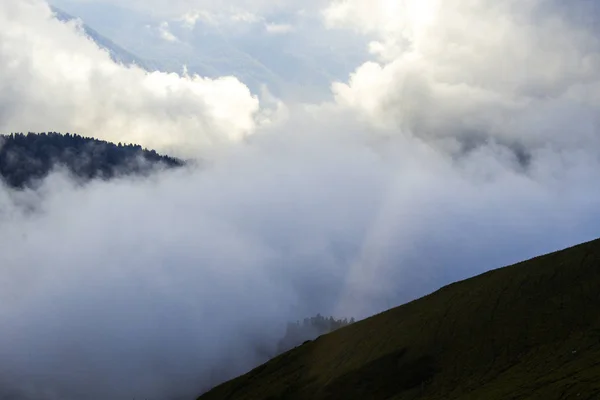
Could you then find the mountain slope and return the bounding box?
[197,238,600,400]
[51,6,158,71]
[0,132,183,188]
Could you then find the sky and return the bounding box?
[2,0,600,399]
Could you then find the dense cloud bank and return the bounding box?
[1,0,600,399]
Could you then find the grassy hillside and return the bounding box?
[198,239,600,400]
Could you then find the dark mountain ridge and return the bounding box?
[0,132,183,188]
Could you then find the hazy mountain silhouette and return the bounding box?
[51,6,159,71]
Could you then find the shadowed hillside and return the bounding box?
[0,132,183,188]
[198,239,600,400]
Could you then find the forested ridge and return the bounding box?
[0,132,183,188]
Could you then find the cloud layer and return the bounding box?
[329,0,600,155]
[2,0,600,399]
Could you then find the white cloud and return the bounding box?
[179,10,215,28]
[0,0,262,158]
[326,0,600,155]
[177,9,261,29]
[265,22,294,34]
[157,21,178,41]
[174,8,262,31]
[230,9,261,23]
[324,0,443,59]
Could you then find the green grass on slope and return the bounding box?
[197,238,600,400]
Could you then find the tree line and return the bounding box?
[276,314,356,354]
[0,132,183,188]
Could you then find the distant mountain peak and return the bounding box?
[50,6,156,71]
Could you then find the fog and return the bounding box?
[1,0,600,399]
